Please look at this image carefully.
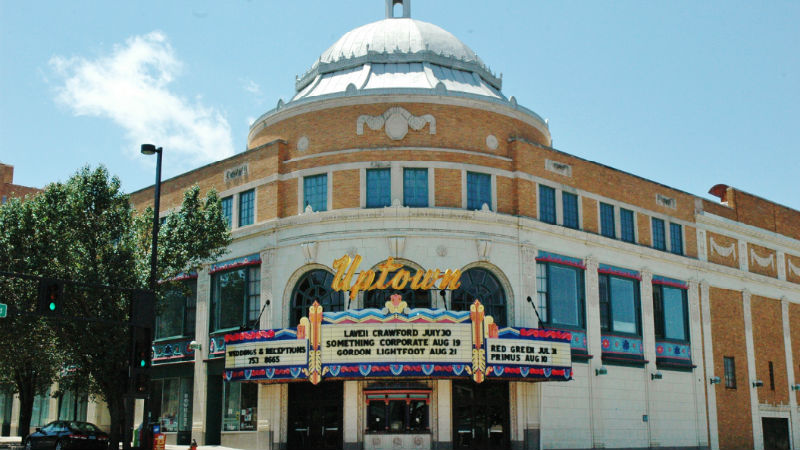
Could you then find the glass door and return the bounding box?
[288,382,343,450]
[452,381,509,450]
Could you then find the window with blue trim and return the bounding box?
[670,223,683,255]
[652,217,666,250]
[562,192,579,229]
[599,274,640,335]
[466,172,491,210]
[238,189,254,227]
[156,279,197,340]
[304,174,327,212]
[620,208,635,243]
[403,168,428,207]
[539,185,556,224]
[221,196,232,228]
[600,203,616,238]
[536,261,585,328]
[653,284,688,341]
[366,168,391,208]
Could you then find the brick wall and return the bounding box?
[791,303,800,405]
[332,169,360,209]
[581,197,598,233]
[709,287,753,450]
[434,169,461,208]
[684,225,697,258]
[637,213,651,247]
[496,176,515,215]
[751,295,788,405]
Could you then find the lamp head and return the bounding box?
[752,380,764,388]
[595,366,607,376]
[651,371,663,380]
[141,144,160,155]
[709,376,721,385]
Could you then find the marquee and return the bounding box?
[224,295,572,384]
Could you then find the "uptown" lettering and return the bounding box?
[331,255,461,300]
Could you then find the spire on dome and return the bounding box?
[386,0,410,18]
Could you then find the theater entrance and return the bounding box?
[452,381,509,450]
[287,382,343,450]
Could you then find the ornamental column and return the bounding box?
[583,256,603,447]
[191,265,211,444]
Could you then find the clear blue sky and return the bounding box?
[1,1,798,210]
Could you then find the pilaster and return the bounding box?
[583,256,603,447]
[191,265,211,444]
[520,244,538,328]
[699,281,719,450]
[436,380,452,450]
[777,251,787,281]
[343,381,360,449]
[742,290,763,450]
[739,241,749,272]
[260,249,275,329]
[781,297,799,449]
[688,280,709,448]
[697,229,708,262]
[640,269,656,446]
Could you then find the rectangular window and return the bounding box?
[366,168,391,208]
[562,192,579,229]
[466,172,491,210]
[536,262,584,328]
[221,196,233,228]
[652,217,666,250]
[724,356,736,388]
[768,361,775,390]
[670,223,683,255]
[210,266,261,332]
[599,274,640,335]
[57,390,87,421]
[539,185,556,224]
[653,284,688,341]
[620,208,635,243]
[304,174,328,212]
[365,390,429,433]
[403,168,428,207]
[600,203,616,238]
[238,189,255,227]
[156,280,197,340]
[30,388,50,427]
[222,382,257,431]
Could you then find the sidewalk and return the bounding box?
[1,437,242,450]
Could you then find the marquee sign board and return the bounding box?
[225,296,572,384]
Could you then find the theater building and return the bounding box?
[115,1,800,449]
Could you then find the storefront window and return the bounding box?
[30,388,50,427]
[156,280,197,340]
[452,268,507,326]
[599,274,640,335]
[151,378,193,433]
[210,266,260,332]
[222,383,257,432]
[536,261,585,328]
[57,390,87,421]
[363,266,431,309]
[365,387,429,433]
[653,284,688,341]
[290,269,344,326]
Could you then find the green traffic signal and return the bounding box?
[140,359,145,368]
[49,302,56,311]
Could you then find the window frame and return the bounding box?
[364,388,431,434]
[723,356,737,389]
[221,196,233,228]
[651,217,666,251]
[536,261,585,330]
[366,168,392,208]
[452,268,507,327]
[209,265,261,334]
[598,273,642,336]
[466,172,492,211]
[403,168,428,207]
[538,185,556,224]
[155,279,197,341]
[669,223,684,255]
[600,203,616,238]
[561,192,579,229]
[620,208,635,243]
[222,382,258,432]
[238,189,255,227]
[303,173,328,212]
[289,269,344,327]
[652,283,689,342]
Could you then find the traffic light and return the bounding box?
[37,278,63,316]
[130,325,152,396]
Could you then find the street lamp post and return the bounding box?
[138,144,162,450]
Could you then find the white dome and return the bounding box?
[319,18,483,69]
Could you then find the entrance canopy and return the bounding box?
[224,298,572,384]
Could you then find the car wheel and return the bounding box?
[55,440,62,450]
[25,439,32,450]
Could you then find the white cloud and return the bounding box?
[49,31,234,171]
[242,79,262,96]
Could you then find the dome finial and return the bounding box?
[385,0,410,19]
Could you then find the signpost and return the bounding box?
[0,303,6,318]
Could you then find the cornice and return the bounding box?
[696,211,800,254]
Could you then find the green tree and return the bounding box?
[0,166,229,448]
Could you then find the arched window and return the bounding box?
[290,269,344,326]
[363,266,431,309]
[452,268,507,326]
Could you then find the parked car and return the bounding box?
[25,421,109,450]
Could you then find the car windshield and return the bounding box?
[67,422,102,434]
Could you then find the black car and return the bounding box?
[25,421,109,450]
